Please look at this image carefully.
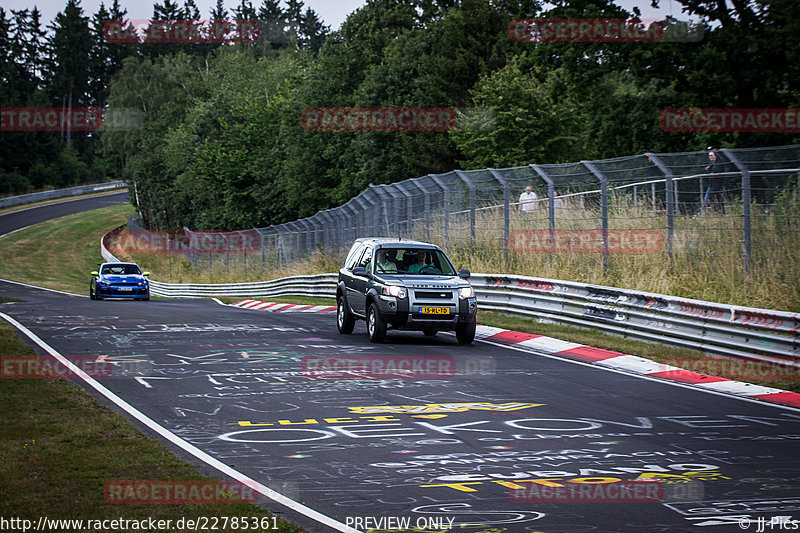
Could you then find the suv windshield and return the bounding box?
[375,248,456,276]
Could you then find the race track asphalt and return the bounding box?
[0,191,129,237]
[2,281,800,533]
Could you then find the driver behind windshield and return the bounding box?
[408,250,429,273]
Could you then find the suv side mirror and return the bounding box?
[352,266,368,277]
[458,269,471,280]
[90,271,99,277]
[143,272,150,277]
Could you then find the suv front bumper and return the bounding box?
[376,294,477,330]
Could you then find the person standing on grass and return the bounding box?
[700,147,725,215]
[519,185,538,213]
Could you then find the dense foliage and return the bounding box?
[2,0,798,229]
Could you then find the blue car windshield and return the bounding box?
[101,264,142,275]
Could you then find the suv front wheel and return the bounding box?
[367,302,387,343]
[337,295,355,334]
[455,320,476,345]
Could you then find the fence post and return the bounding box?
[530,164,555,254]
[582,161,609,271]
[395,182,415,237]
[487,168,510,269]
[454,170,476,246]
[424,186,431,241]
[651,181,656,215]
[368,194,381,236]
[242,231,247,272]
[371,185,392,236]
[453,170,475,245]
[722,149,751,276]
[647,153,674,267]
[352,197,367,239]
[259,230,266,272]
[430,174,450,248]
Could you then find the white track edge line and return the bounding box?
[0,311,361,533]
[0,277,84,298]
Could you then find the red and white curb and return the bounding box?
[475,325,800,409]
[232,300,336,313]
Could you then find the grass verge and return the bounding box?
[0,317,304,531]
[0,203,134,294]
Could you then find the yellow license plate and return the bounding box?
[419,307,449,315]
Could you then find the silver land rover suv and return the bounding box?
[336,238,478,344]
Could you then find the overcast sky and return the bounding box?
[5,0,695,32]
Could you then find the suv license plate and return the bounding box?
[118,287,133,292]
[419,307,449,315]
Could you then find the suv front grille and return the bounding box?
[414,290,452,299]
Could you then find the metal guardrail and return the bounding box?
[0,181,127,209]
[147,275,337,299]
[100,231,798,364]
[469,274,799,366]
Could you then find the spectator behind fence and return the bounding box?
[519,185,538,213]
[700,147,725,215]
[553,191,563,211]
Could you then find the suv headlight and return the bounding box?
[383,285,407,299]
[459,286,475,300]
[138,280,147,286]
